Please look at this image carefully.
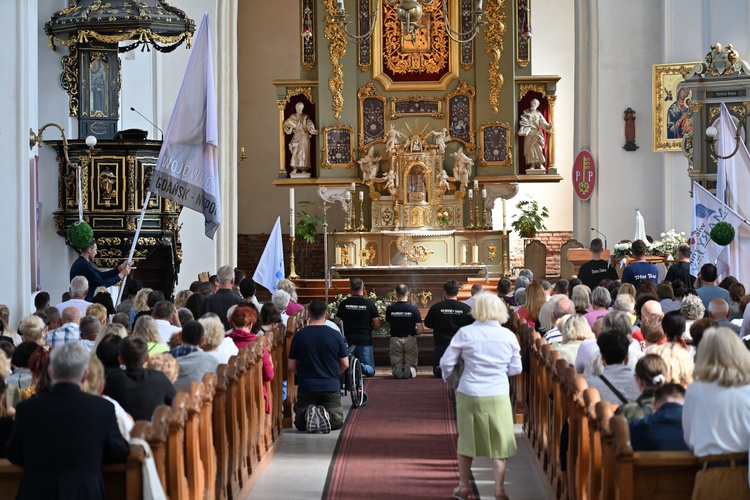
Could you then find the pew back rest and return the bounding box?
[611,415,697,500]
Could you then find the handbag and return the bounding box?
[446,357,464,390]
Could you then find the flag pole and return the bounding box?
[116,191,152,305]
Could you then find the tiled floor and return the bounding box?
[248,379,554,499]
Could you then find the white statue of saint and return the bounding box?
[518,98,553,170]
[357,146,381,183]
[385,124,400,155]
[452,147,473,188]
[437,169,451,192]
[383,168,397,191]
[283,102,318,173]
[429,127,451,154]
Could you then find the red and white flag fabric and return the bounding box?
[151,13,221,238]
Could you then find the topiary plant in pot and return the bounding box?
[511,198,550,238]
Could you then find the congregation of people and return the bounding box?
[4,232,750,498]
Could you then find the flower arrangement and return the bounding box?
[327,289,392,335]
[612,229,687,258]
[436,208,452,226]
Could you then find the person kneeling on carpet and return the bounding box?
[386,284,423,379]
[288,299,349,433]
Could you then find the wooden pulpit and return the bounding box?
[567,249,611,277]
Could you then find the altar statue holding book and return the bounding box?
[518,98,553,170]
[284,102,318,174]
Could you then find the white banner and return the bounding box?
[151,13,221,238]
[690,182,744,278]
[253,217,285,294]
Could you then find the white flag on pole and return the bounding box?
[151,13,221,238]
[717,103,750,285]
[690,182,744,278]
[253,217,285,294]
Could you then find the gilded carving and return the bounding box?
[705,42,740,77]
[689,102,704,113]
[358,82,386,151]
[49,29,192,50]
[366,244,377,264]
[488,243,497,262]
[518,83,547,101]
[382,2,449,76]
[323,0,346,120]
[406,245,434,263]
[322,125,356,169]
[484,0,507,115]
[418,290,433,308]
[285,87,315,106]
[61,41,79,117]
[446,80,476,151]
[97,237,122,246]
[478,122,513,166]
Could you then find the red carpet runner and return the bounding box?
[323,376,463,500]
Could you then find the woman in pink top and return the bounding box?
[278,279,304,316]
[228,305,275,413]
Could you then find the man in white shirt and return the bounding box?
[152,300,182,344]
[463,284,483,308]
[542,297,575,344]
[55,276,92,316]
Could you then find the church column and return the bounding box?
[0,0,38,322]
[572,0,599,244]
[216,0,239,267]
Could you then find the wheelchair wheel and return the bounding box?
[349,356,366,407]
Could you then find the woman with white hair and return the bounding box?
[683,327,750,498]
[571,284,592,314]
[553,314,594,365]
[277,279,303,316]
[680,294,705,342]
[440,293,521,500]
[272,289,292,327]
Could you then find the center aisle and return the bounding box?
[323,377,459,499]
[248,375,553,499]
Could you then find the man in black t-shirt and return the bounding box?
[385,284,423,379]
[335,278,380,377]
[578,238,618,290]
[664,243,696,287]
[424,280,474,377]
[289,300,349,432]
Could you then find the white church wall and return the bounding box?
[0,1,39,325]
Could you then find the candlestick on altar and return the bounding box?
[350,193,357,231]
[358,193,366,230]
[473,187,480,231]
[467,190,475,229]
[344,192,352,231]
[335,245,342,267]
[460,244,468,265]
[471,244,480,265]
[289,237,300,279]
[289,188,295,238]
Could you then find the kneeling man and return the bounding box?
[386,284,423,378]
[289,299,349,433]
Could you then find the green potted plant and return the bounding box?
[511,198,549,238]
[295,201,323,277]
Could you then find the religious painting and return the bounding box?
[446,80,476,151]
[516,0,531,68]
[93,159,124,211]
[652,62,698,151]
[322,125,356,169]
[372,0,459,90]
[390,96,443,119]
[358,83,386,151]
[478,122,512,166]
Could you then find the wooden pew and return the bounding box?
[282,323,298,428]
[268,323,285,440]
[199,373,218,500]
[213,365,230,500]
[234,349,251,486]
[166,392,190,500]
[611,415,697,500]
[595,400,615,500]
[184,382,206,500]
[0,445,146,500]
[584,388,602,500]
[549,357,567,497]
[132,404,170,493]
[225,355,242,499]
[244,343,262,474]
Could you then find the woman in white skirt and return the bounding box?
[441,292,522,500]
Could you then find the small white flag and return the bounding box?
[253,217,285,294]
[151,13,221,238]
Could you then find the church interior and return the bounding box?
[2,0,750,498]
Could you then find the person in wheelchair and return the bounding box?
[386,284,423,379]
[288,300,349,433]
[334,278,380,377]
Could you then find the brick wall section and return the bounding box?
[237,233,326,281]
[509,230,574,279]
